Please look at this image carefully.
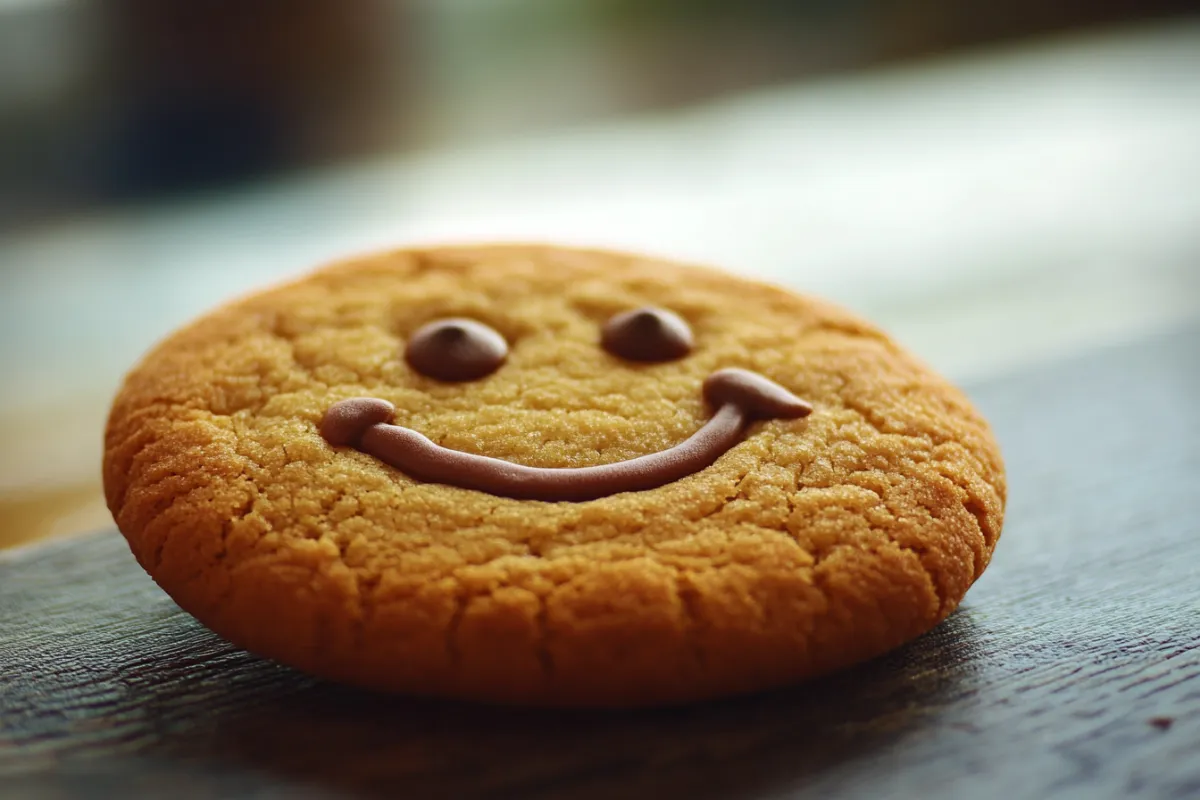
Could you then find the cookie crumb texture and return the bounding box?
[104,245,1005,707]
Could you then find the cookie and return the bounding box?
[104,244,1005,707]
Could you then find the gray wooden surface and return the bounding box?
[2,325,1199,799]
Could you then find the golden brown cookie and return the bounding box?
[104,244,1005,707]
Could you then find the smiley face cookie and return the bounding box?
[104,244,1005,707]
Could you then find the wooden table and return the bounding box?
[2,323,1197,799]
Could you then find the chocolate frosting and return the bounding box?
[320,367,812,502]
[405,318,508,382]
[601,307,694,363]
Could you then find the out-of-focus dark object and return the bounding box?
[0,0,1195,229]
[0,0,407,226]
[95,0,399,198]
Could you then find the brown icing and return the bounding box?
[702,368,813,419]
[601,307,694,363]
[319,397,396,447]
[406,318,508,382]
[320,367,812,502]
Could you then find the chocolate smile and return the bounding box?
[320,368,812,502]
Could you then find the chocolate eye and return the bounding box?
[406,318,508,382]
[600,307,693,363]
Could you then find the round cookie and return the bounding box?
[104,244,1005,708]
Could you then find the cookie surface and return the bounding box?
[104,244,1005,707]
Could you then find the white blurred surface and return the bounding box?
[1,19,1198,494]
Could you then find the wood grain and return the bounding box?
[2,326,1199,799]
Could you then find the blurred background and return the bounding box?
[1,1,1198,548]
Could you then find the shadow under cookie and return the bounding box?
[0,532,985,799]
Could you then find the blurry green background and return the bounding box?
[2,0,1194,224]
